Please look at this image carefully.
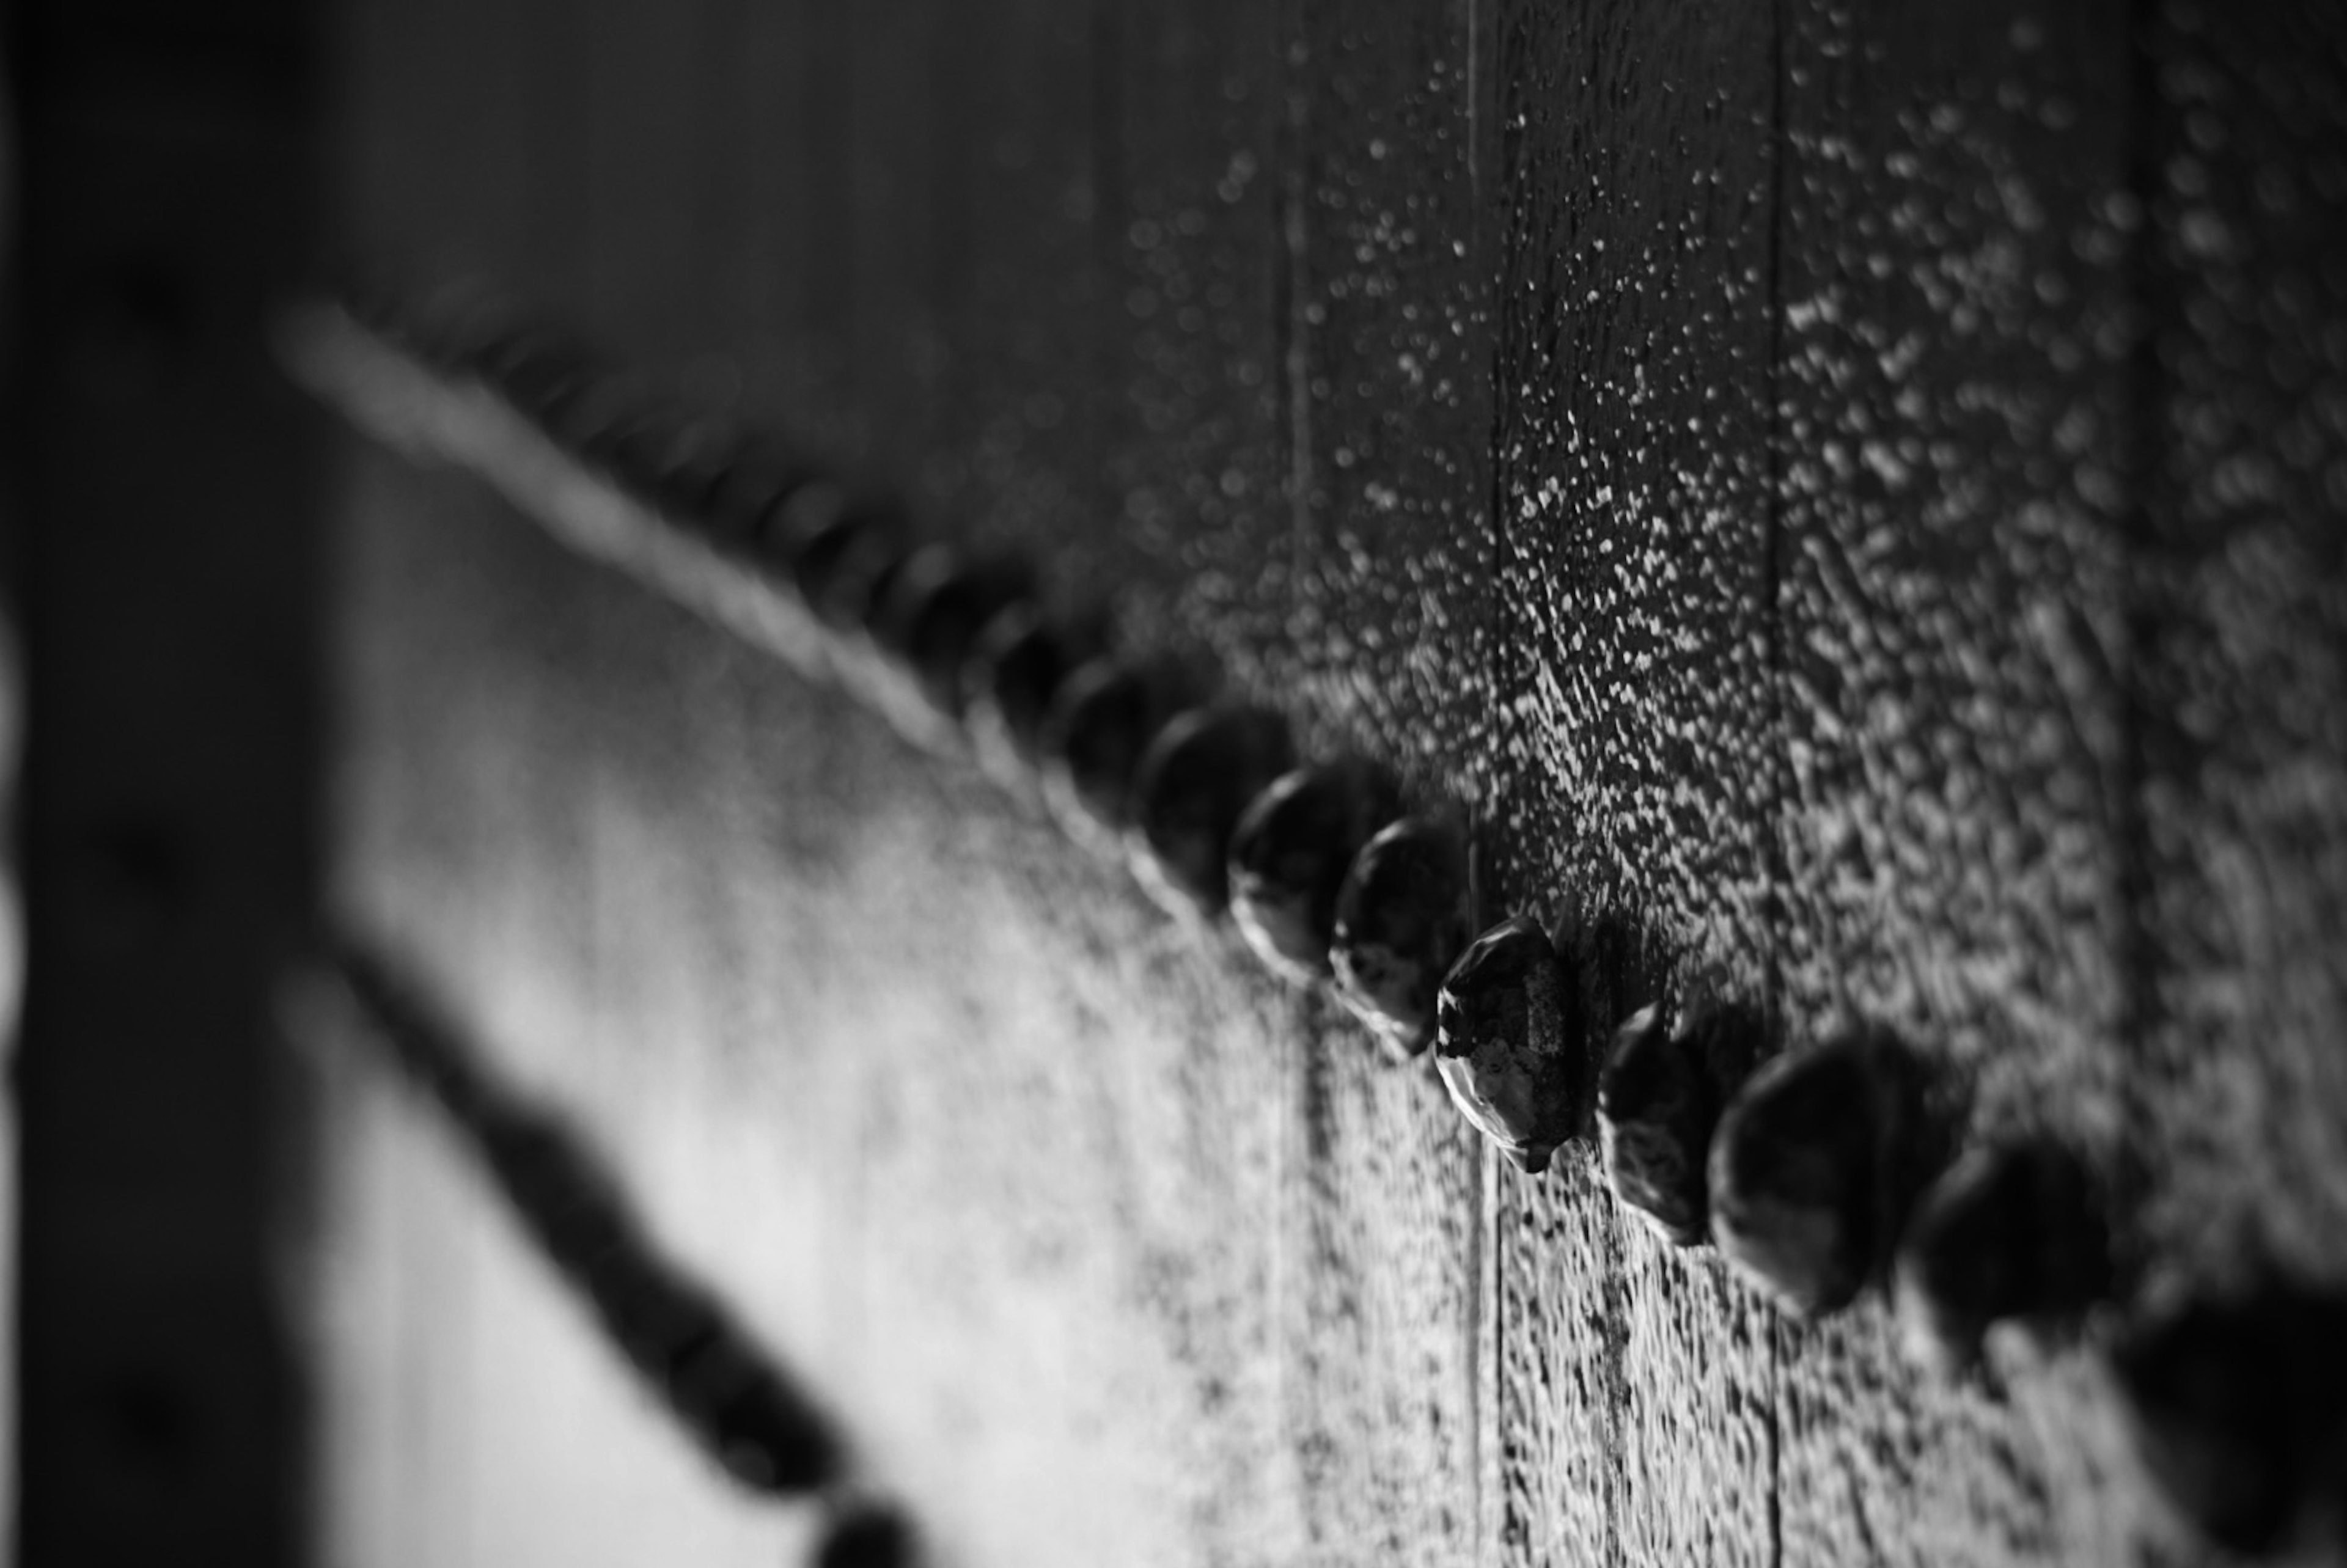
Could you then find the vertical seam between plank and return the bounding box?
[1760,0,1790,1565]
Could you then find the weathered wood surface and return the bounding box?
[317,0,2347,1563]
[1772,2,2159,1564]
[1488,3,1780,1565]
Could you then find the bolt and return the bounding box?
[1434,914,1580,1173]
[1892,1138,2109,1377]
[1707,1022,1929,1317]
[2111,1284,2347,1553]
[1329,816,1471,1060]
[1126,705,1295,918]
[961,606,1104,797]
[1598,1000,1762,1247]
[1038,658,1189,856]
[1225,760,1401,985]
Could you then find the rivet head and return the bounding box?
[1707,1024,1926,1317]
[773,488,914,699]
[1225,760,1400,985]
[1598,1000,1761,1247]
[869,547,1032,723]
[1126,706,1295,918]
[2111,1286,2347,1553]
[550,371,656,461]
[1892,1139,2108,1377]
[617,411,743,518]
[1329,816,1470,1060]
[1038,658,1187,855]
[703,441,817,557]
[480,324,594,422]
[1433,914,1579,1173]
[961,606,1102,797]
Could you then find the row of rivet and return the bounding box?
[321,278,2347,1558]
[310,940,918,1568]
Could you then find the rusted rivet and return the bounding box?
[1126,706,1295,918]
[1329,817,1471,1060]
[1225,760,1400,985]
[869,546,1032,723]
[817,1500,919,1568]
[1038,658,1188,856]
[961,606,1103,797]
[1892,1139,2108,1377]
[2111,1284,2347,1553]
[1707,1023,1930,1317]
[1434,914,1579,1173]
[1598,1000,1762,1247]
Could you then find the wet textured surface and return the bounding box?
[319,0,2347,1563]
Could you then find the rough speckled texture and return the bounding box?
[1488,3,1782,1564]
[317,0,2347,1562]
[2139,1,2347,1298]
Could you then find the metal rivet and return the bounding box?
[415,282,523,370]
[704,441,818,557]
[1038,658,1188,856]
[1707,1023,1929,1317]
[869,546,1032,723]
[2112,1285,2347,1553]
[1126,705,1295,918]
[1598,1000,1761,1247]
[1329,816,1470,1060]
[961,605,1104,797]
[685,1354,840,1495]
[480,324,594,422]
[1433,914,1579,1173]
[1225,760,1400,985]
[550,371,656,463]
[1892,1138,2108,1377]
[817,1501,919,1568]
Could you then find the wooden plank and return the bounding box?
[1486,3,1783,1564]
[2139,10,2347,1283]
[1104,0,1288,656]
[1278,4,1500,1561]
[931,0,1114,575]
[334,444,1321,1566]
[1772,1,2154,1562]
